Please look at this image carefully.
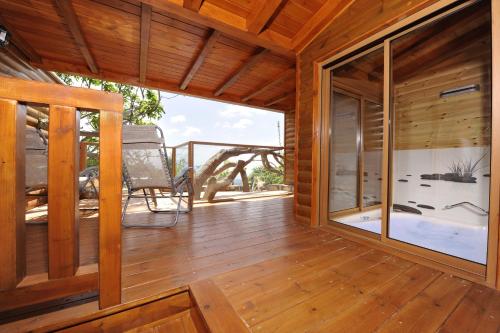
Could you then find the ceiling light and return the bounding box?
[0,26,9,48]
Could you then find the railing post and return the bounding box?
[98,110,122,309]
[79,141,88,171]
[48,105,80,279]
[188,142,194,209]
[172,147,176,176]
[0,99,26,290]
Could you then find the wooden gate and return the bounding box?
[0,77,123,313]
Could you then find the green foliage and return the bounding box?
[56,73,165,129]
[249,166,284,185]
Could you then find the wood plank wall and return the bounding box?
[295,0,440,224]
[284,109,295,185]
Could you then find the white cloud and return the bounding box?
[182,126,201,137]
[232,118,254,129]
[170,115,186,124]
[218,105,255,118]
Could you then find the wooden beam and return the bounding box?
[48,105,80,279]
[0,99,26,291]
[214,48,269,96]
[247,0,287,35]
[54,0,99,74]
[183,0,204,11]
[180,29,220,90]
[265,91,295,107]
[292,0,356,52]
[242,67,294,102]
[0,15,41,63]
[98,110,122,309]
[139,0,294,58]
[140,4,152,83]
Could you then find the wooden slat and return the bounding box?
[0,77,123,112]
[139,4,152,84]
[265,90,295,107]
[98,110,123,309]
[0,14,42,63]
[180,29,220,90]
[183,0,204,12]
[214,48,269,96]
[0,99,26,291]
[190,279,248,333]
[54,0,99,74]
[292,0,356,52]
[0,271,98,313]
[242,67,294,102]
[246,0,287,35]
[48,105,80,279]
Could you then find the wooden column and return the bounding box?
[0,99,26,290]
[48,105,80,279]
[188,142,194,209]
[99,110,122,308]
[79,141,88,171]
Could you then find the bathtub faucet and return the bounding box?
[442,202,488,216]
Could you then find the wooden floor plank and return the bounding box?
[5,196,500,333]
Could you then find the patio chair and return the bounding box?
[121,125,193,227]
[25,127,99,204]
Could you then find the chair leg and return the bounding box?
[143,189,156,212]
[121,194,131,224]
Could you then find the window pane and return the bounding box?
[389,2,491,264]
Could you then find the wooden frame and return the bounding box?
[0,77,123,310]
[313,0,500,288]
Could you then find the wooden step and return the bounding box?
[125,309,208,333]
[189,279,249,333]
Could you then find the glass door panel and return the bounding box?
[328,47,384,234]
[329,92,360,213]
[388,2,491,264]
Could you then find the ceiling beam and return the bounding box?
[180,29,220,90]
[292,0,355,52]
[214,48,269,97]
[183,0,204,12]
[265,91,295,107]
[247,0,288,35]
[54,0,99,74]
[139,0,294,58]
[0,14,41,63]
[139,3,152,83]
[242,67,295,102]
[36,58,288,112]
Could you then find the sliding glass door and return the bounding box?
[324,0,495,273]
[388,1,492,264]
[328,47,384,234]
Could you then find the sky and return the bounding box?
[157,92,284,147]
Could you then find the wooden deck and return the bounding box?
[2,196,500,332]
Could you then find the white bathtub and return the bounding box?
[335,210,488,264]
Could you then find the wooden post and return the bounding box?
[171,147,176,176]
[79,141,88,171]
[0,99,26,290]
[99,110,122,308]
[188,142,194,209]
[48,105,80,279]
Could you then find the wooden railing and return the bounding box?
[0,77,123,312]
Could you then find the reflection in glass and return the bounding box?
[328,47,384,234]
[389,2,491,263]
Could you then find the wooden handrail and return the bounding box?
[170,140,283,150]
[0,77,123,311]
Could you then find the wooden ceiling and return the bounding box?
[0,0,355,112]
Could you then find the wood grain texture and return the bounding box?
[54,0,99,73]
[0,77,123,112]
[98,110,123,309]
[48,105,80,279]
[190,279,248,333]
[139,3,152,83]
[214,48,269,96]
[0,99,26,291]
[180,29,220,90]
[246,0,287,35]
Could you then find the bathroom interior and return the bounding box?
[327,1,492,265]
